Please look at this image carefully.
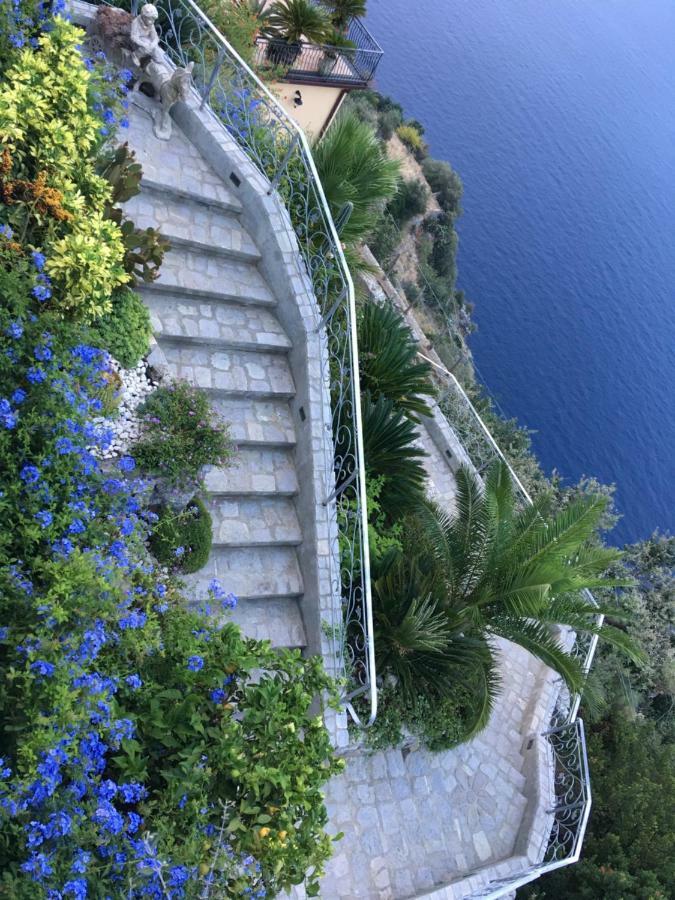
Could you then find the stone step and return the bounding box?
[145,292,291,353]
[204,448,299,497]
[230,597,306,648]
[128,102,242,215]
[161,341,295,399]
[207,496,302,547]
[124,191,261,263]
[208,397,296,448]
[184,546,303,600]
[146,247,276,307]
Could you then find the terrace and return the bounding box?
[254,12,383,87]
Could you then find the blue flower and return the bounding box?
[20,850,53,879]
[30,659,55,677]
[110,718,135,744]
[119,781,147,803]
[63,878,87,899]
[5,320,23,339]
[174,545,185,558]
[34,344,52,362]
[11,388,26,404]
[20,464,40,485]
[55,437,76,454]
[124,674,142,690]
[126,811,142,834]
[0,628,8,641]
[71,850,91,874]
[97,779,118,801]
[68,518,86,535]
[35,510,53,528]
[118,456,135,472]
[0,223,14,239]
[187,655,204,672]
[32,281,52,303]
[118,610,146,630]
[210,688,225,703]
[27,367,47,384]
[31,250,46,271]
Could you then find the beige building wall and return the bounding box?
[271,82,344,139]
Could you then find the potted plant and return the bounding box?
[264,0,329,66]
[319,28,356,76]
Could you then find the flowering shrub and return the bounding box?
[134,382,234,487]
[0,291,342,896]
[0,16,130,319]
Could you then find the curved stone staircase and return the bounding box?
[124,101,307,651]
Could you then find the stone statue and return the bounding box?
[94,3,194,142]
[137,60,194,140]
[129,3,163,67]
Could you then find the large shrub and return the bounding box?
[0,18,130,319]
[357,299,435,420]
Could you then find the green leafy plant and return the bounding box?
[86,287,152,368]
[149,495,213,573]
[313,110,400,246]
[396,123,425,155]
[264,0,329,62]
[0,18,131,320]
[360,391,428,517]
[388,177,428,226]
[357,300,435,420]
[133,381,234,486]
[326,0,367,31]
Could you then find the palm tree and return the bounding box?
[313,111,400,246]
[423,462,641,683]
[371,460,642,736]
[326,0,367,32]
[265,0,330,48]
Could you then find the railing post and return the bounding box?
[200,48,226,109]
[267,133,301,195]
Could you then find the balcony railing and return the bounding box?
[254,16,383,87]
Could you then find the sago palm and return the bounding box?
[313,111,400,246]
[419,461,643,692]
[357,300,436,421]
[265,0,330,44]
[326,0,367,31]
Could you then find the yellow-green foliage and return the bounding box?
[0,18,128,319]
[396,123,424,153]
[46,212,128,318]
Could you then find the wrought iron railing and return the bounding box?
[92,0,377,725]
[465,715,593,899]
[253,16,383,87]
[419,354,599,896]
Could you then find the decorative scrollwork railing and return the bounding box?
[92,0,377,725]
[419,354,598,896]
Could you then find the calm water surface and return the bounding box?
[366,0,675,545]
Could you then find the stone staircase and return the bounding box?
[124,102,307,651]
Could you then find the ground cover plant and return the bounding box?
[0,10,341,897]
[133,381,234,487]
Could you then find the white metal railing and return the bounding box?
[92,0,377,725]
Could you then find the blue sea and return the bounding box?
[366,0,675,545]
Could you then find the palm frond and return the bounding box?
[360,392,428,517]
[357,301,436,420]
[489,618,585,691]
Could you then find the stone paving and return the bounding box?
[124,100,309,652]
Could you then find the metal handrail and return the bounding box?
[97,0,377,725]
